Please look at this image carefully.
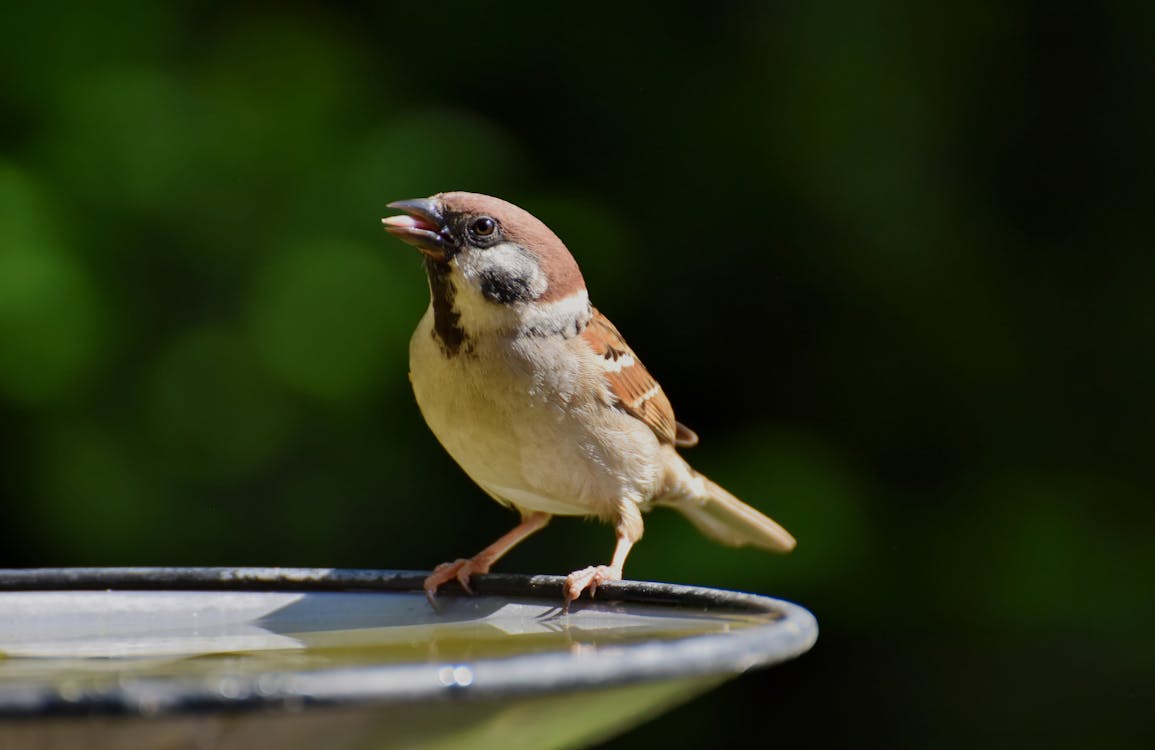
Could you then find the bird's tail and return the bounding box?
[660,464,796,553]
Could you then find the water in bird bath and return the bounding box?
[0,589,766,684]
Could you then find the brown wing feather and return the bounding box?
[580,309,697,447]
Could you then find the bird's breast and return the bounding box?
[408,308,664,517]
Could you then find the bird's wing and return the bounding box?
[580,308,698,448]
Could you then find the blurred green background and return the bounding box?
[1,1,1151,747]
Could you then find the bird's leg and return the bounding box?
[424,511,550,604]
[564,503,641,610]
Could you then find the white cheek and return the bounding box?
[448,268,504,330]
[461,242,548,298]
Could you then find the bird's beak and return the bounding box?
[382,198,450,262]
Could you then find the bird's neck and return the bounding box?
[424,259,592,356]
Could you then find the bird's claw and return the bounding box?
[562,564,622,612]
[423,558,486,606]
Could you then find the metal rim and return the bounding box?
[0,567,818,718]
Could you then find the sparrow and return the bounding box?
[382,192,795,608]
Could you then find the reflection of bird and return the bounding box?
[383,192,796,607]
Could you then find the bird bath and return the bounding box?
[0,567,817,749]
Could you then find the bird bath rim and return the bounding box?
[0,567,818,719]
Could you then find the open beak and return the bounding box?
[382,198,449,262]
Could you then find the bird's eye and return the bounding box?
[470,217,497,237]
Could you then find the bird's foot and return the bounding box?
[563,564,622,611]
[424,558,490,605]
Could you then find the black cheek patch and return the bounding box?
[479,267,536,304]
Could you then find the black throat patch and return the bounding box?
[424,258,469,357]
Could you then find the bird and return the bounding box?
[382,192,795,608]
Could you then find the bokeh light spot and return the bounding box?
[248,239,416,402]
[0,166,108,405]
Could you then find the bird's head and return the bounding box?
[383,192,590,340]
[383,192,587,304]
